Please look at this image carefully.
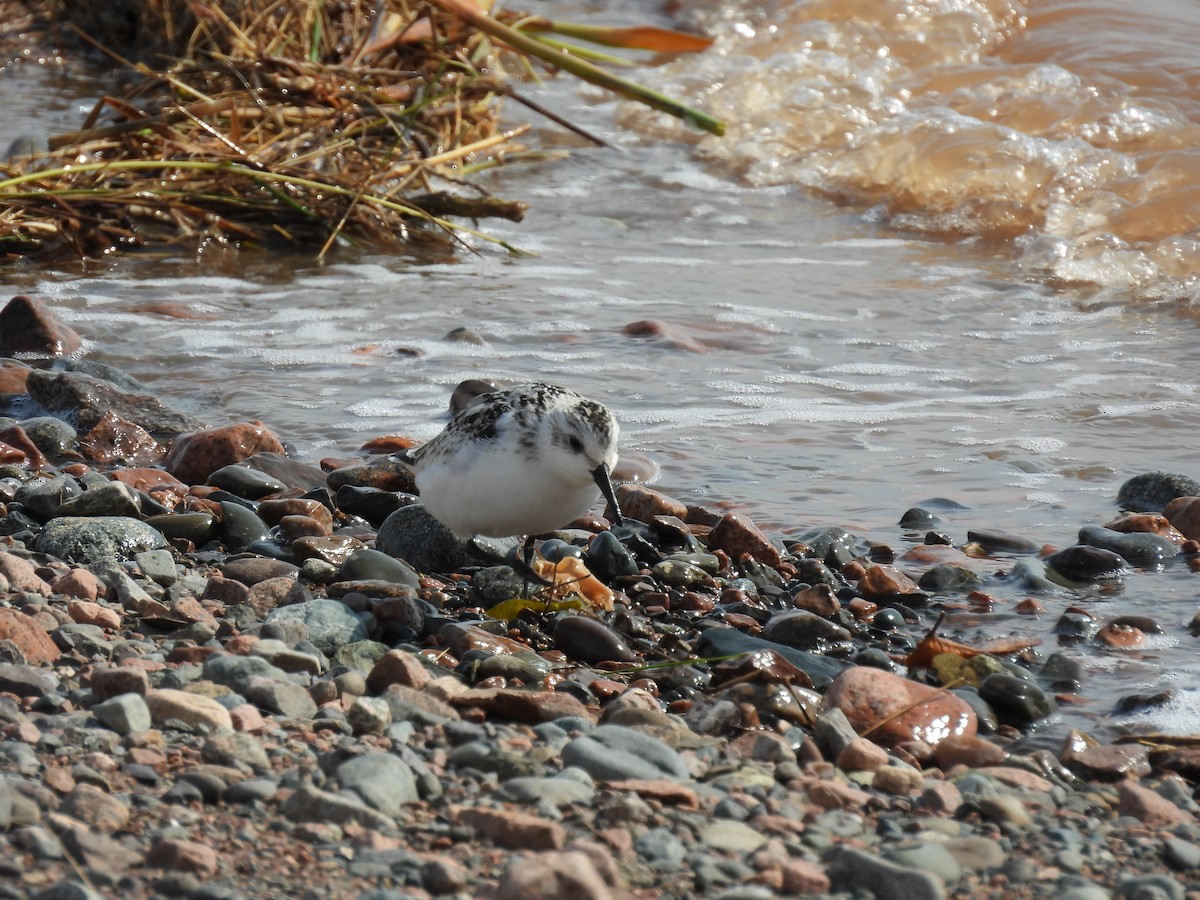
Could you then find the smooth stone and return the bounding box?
[760,610,852,651]
[19,416,78,456]
[92,693,152,734]
[218,501,271,553]
[635,827,687,863]
[899,507,940,529]
[339,548,421,588]
[696,625,851,688]
[279,783,394,831]
[965,529,1039,554]
[1118,472,1200,513]
[583,530,639,581]
[0,663,60,697]
[266,599,368,655]
[35,516,167,564]
[978,673,1056,727]
[824,666,977,748]
[1077,524,1180,567]
[1162,837,1200,871]
[798,526,859,568]
[1115,874,1185,900]
[336,752,418,816]
[562,724,690,782]
[243,677,318,719]
[334,484,413,526]
[146,511,219,544]
[553,615,636,664]
[224,777,279,803]
[1044,545,1127,584]
[375,504,471,573]
[884,842,963,883]
[208,464,285,499]
[497,775,596,806]
[56,480,142,519]
[1009,559,1067,594]
[918,564,983,591]
[824,845,946,900]
[14,474,82,521]
[697,819,768,853]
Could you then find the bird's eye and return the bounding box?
[568,435,584,453]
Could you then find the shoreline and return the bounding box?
[2,297,1200,898]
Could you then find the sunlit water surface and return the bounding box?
[3,0,1200,743]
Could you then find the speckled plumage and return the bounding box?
[398,383,621,539]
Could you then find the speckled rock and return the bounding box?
[824,666,977,749]
[34,516,167,564]
[165,421,287,484]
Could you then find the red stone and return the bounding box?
[54,568,103,601]
[707,512,782,567]
[79,410,164,466]
[457,807,565,850]
[0,426,47,469]
[108,467,187,494]
[1165,497,1200,542]
[1117,780,1197,827]
[146,838,219,876]
[164,421,286,484]
[367,649,432,693]
[823,666,977,748]
[857,565,922,599]
[0,608,58,664]
[0,360,31,393]
[614,484,688,522]
[0,294,82,357]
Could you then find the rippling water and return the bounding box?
[4,0,1200,741]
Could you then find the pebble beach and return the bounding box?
[2,293,1200,900]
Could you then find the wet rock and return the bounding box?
[35,516,168,564]
[146,511,218,544]
[165,421,287,484]
[15,474,82,521]
[56,480,142,518]
[583,530,639,581]
[553,615,636,664]
[78,410,163,466]
[265,598,368,655]
[918,563,983,591]
[697,625,851,688]
[824,666,977,748]
[800,526,860,568]
[977,673,1056,727]
[291,534,365,567]
[1077,524,1180,567]
[219,556,299,586]
[0,294,82,357]
[858,564,925,602]
[965,529,1039,554]
[760,610,852,651]
[931,733,1006,770]
[615,483,687,522]
[708,512,782,567]
[326,456,417,493]
[18,416,76,457]
[339,548,421,588]
[1164,496,1200,542]
[208,463,285,499]
[0,359,31,393]
[376,504,471,573]
[26,368,200,436]
[1118,472,1200,513]
[1062,740,1151,781]
[899,507,940,529]
[1104,512,1186,542]
[333,484,411,525]
[217,501,271,552]
[1044,545,1127,583]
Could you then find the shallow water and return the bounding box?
[4,0,1200,742]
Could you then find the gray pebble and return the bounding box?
[1077,524,1180,567]
[339,548,421,588]
[218,501,271,552]
[35,516,167,564]
[635,826,687,863]
[266,598,369,655]
[14,474,81,521]
[497,775,595,806]
[1116,874,1185,900]
[1117,472,1200,513]
[337,752,418,817]
[884,842,962,883]
[562,723,690,782]
[92,693,151,735]
[208,464,285,499]
[375,504,470,573]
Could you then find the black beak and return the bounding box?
[592,462,623,526]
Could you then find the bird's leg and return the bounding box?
[521,533,536,598]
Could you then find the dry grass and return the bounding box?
[0,0,545,261]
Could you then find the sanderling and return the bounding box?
[397,383,624,548]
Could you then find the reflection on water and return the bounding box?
[2,0,1200,740]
